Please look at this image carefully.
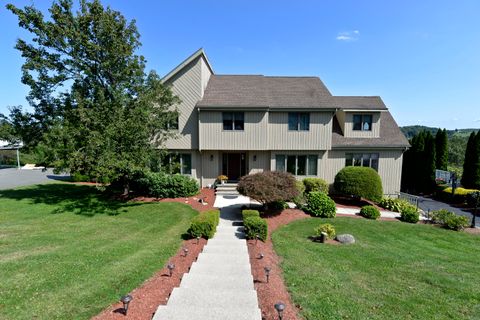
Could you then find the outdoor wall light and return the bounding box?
[183,247,189,257]
[210,154,214,161]
[120,294,133,315]
[167,262,175,277]
[274,302,286,320]
[264,266,271,283]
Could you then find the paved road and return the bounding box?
[418,196,479,228]
[0,167,69,190]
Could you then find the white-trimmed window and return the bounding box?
[275,155,317,175]
[353,114,372,131]
[345,153,379,171]
[162,153,192,175]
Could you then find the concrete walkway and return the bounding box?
[153,201,261,320]
[336,206,428,220]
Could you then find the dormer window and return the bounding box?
[353,114,372,131]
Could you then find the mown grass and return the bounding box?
[0,183,197,319]
[272,217,480,320]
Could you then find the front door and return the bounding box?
[222,153,246,181]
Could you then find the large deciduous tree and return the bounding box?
[7,0,179,192]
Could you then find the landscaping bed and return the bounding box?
[272,217,480,319]
[0,184,198,320]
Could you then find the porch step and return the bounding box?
[215,183,240,196]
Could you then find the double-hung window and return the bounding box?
[162,153,192,175]
[275,154,317,175]
[345,153,379,171]
[353,114,372,131]
[223,112,244,131]
[288,112,310,131]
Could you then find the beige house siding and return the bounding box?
[200,150,220,187]
[199,111,268,150]
[164,56,212,150]
[323,149,404,195]
[343,112,381,138]
[248,151,270,174]
[268,112,333,150]
[336,111,346,134]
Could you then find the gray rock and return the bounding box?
[336,234,355,244]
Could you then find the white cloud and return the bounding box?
[336,31,359,41]
[475,119,480,122]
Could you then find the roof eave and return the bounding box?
[161,48,214,83]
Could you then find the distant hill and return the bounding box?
[400,125,478,139]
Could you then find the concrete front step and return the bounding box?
[180,272,254,290]
[167,287,259,308]
[195,252,250,265]
[153,305,262,320]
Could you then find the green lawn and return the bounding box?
[272,217,480,320]
[0,183,197,320]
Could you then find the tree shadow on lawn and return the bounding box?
[0,183,143,217]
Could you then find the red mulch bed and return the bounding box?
[248,209,310,320]
[131,188,215,212]
[93,237,207,320]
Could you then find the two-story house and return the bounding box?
[162,49,409,195]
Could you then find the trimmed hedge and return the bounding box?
[243,216,268,241]
[314,223,336,239]
[187,210,220,239]
[135,171,199,198]
[303,178,329,194]
[305,191,336,218]
[431,209,469,231]
[379,197,411,213]
[360,205,380,220]
[400,206,419,223]
[334,166,383,202]
[435,187,479,204]
[242,209,260,220]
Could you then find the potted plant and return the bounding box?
[217,175,228,185]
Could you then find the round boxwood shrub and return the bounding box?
[334,166,383,202]
[305,191,336,218]
[303,178,329,194]
[360,205,381,220]
[400,206,419,223]
[314,223,336,239]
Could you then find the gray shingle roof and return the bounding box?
[334,96,387,110]
[197,75,335,108]
[332,111,410,148]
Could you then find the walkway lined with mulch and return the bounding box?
[152,202,261,320]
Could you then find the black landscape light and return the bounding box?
[258,253,264,259]
[196,236,200,245]
[255,234,260,244]
[167,262,175,277]
[274,302,285,320]
[264,266,271,283]
[471,191,479,228]
[183,247,189,257]
[120,294,133,315]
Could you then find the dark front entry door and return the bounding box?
[222,153,246,181]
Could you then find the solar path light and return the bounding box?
[183,247,189,257]
[167,262,175,277]
[120,294,133,315]
[264,266,271,283]
[274,301,286,320]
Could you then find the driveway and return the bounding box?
[418,196,479,228]
[0,167,70,190]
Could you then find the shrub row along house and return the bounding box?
[162,49,409,194]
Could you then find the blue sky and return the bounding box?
[1,0,479,129]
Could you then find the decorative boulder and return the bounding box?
[335,234,356,244]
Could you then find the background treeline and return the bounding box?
[401,126,480,194]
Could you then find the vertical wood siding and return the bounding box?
[343,112,381,138]
[248,151,270,174]
[324,149,404,194]
[268,112,332,150]
[164,56,212,150]
[199,111,268,150]
[200,151,220,187]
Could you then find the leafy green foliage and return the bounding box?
[334,166,383,202]
[6,1,179,191]
[134,171,198,198]
[461,131,480,189]
[360,205,380,220]
[303,177,329,194]
[435,128,448,171]
[379,197,411,213]
[243,216,268,241]
[305,191,336,218]
[400,206,419,223]
[187,210,220,239]
[431,209,469,231]
[314,223,336,239]
[237,171,299,205]
[435,186,479,204]
[292,180,306,207]
[242,209,260,220]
